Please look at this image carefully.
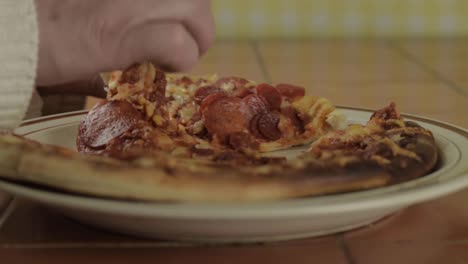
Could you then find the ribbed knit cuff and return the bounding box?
[0,0,38,130]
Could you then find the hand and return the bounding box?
[35,0,215,86]
[36,75,106,98]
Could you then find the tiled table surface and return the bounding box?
[2,39,468,264]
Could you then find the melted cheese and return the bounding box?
[106,71,122,89]
[178,103,197,123]
[191,120,205,134]
[292,96,318,114]
[326,110,347,130]
[152,115,164,126]
[220,82,235,92]
[195,139,213,149]
[292,95,341,136]
[381,138,421,161]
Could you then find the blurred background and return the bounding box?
[213,0,468,39]
[42,0,467,127]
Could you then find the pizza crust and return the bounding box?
[0,134,394,202]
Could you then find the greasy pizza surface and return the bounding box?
[78,62,346,160]
[0,62,439,202]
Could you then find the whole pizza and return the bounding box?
[0,62,438,202]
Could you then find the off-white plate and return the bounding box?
[0,107,467,242]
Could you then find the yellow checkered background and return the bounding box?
[213,0,468,38]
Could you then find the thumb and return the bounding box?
[37,74,106,98]
[111,22,199,72]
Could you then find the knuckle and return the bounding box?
[172,47,198,72]
[179,49,199,71]
[166,26,198,71]
[86,17,119,67]
[167,25,190,51]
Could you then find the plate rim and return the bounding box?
[0,107,467,219]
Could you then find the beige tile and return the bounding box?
[396,39,468,92]
[0,240,347,264]
[259,40,434,84]
[265,79,467,128]
[345,187,468,242]
[349,242,468,264]
[329,81,468,128]
[257,40,467,126]
[189,41,266,82]
[453,80,468,97]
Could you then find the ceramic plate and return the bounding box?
[0,107,467,242]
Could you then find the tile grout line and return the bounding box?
[386,41,467,97]
[251,40,272,83]
[338,235,357,264]
[0,197,17,230]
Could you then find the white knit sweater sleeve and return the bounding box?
[0,0,38,130]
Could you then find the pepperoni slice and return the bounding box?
[281,107,305,134]
[256,83,282,110]
[202,97,251,140]
[228,132,259,150]
[147,69,167,102]
[276,84,305,101]
[119,64,141,84]
[257,112,282,141]
[194,85,224,103]
[77,100,145,151]
[103,122,160,159]
[232,87,254,98]
[249,114,264,139]
[243,94,269,115]
[370,102,399,121]
[249,112,282,141]
[199,93,227,113]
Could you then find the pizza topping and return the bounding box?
[177,102,197,123]
[202,97,250,140]
[215,76,251,92]
[256,112,282,141]
[175,76,193,86]
[191,147,215,156]
[150,68,167,102]
[276,84,305,101]
[232,87,254,98]
[281,107,305,134]
[185,113,205,135]
[199,93,227,113]
[249,114,264,140]
[228,132,259,150]
[194,85,224,103]
[105,124,175,159]
[370,102,400,121]
[256,83,282,110]
[326,110,347,131]
[78,100,145,150]
[243,94,269,115]
[119,63,141,85]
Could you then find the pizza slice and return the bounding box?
[78,62,346,159]
[307,103,438,183]
[0,62,439,202]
